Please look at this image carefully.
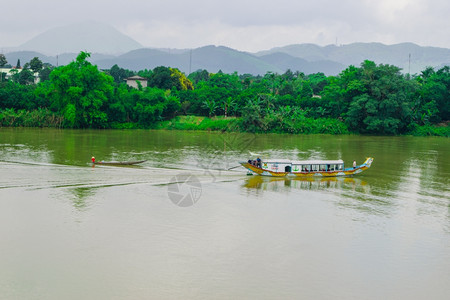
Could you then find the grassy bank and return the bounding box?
[156,115,350,135]
[409,123,450,137]
[0,108,63,128]
[156,116,240,131]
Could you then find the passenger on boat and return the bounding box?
[91,156,95,163]
[353,160,356,169]
[256,157,261,168]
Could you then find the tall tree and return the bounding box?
[0,54,7,67]
[170,68,194,90]
[48,51,113,128]
[148,66,172,90]
[39,67,52,82]
[0,54,6,82]
[344,61,415,134]
[29,57,43,73]
[18,68,35,85]
[109,64,134,84]
[417,66,450,123]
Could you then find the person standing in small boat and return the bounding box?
[256,157,262,168]
[353,160,356,169]
[91,156,95,163]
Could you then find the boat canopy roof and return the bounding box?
[263,159,344,165]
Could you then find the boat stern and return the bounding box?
[240,161,263,175]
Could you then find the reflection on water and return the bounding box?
[241,174,398,218]
[243,174,369,192]
[70,187,95,211]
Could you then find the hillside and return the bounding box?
[256,43,450,74]
[93,46,281,74]
[4,21,450,76]
[258,52,344,75]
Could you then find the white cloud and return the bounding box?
[1,0,450,51]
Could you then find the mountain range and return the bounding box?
[3,22,450,76]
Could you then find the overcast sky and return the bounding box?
[2,0,450,52]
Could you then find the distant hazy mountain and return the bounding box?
[258,52,345,75]
[5,23,450,76]
[18,21,143,55]
[256,42,450,75]
[94,45,280,74]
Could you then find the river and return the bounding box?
[0,128,449,300]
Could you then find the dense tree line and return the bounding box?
[0,52,448,136]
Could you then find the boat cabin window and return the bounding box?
[302,165,310,172]
[311,165,319,172]
[337,164,343,170]
[320,164,327,171]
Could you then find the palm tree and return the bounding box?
[202,99,217,117]
[223,97,236,117]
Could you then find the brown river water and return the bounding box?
[0,128,449,300]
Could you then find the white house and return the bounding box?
[125,75,148,89]
[0,67,40,84]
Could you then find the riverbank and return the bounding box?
[1,109,449,137]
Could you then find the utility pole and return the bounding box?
[189,49,192,75]
[408,53,411,77]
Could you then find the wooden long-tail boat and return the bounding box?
[93,160,147,166]
[240,157,373,177]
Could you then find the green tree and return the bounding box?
[298,80,313,99]
[170,68,194,90]
[137,69,152,79]
[308,73,328,95]
[417,66,450,123]
[0,54,7,67]
[0,81,44,110]
[39,67,52,82]
[223,96,236,117]
[148,66,172,90]
[9,69,19,83]
[47,51,113,128]
[344,61,415,134]
[133,87,180,126]
[109,64,134,84]
[0,54,6,82]
[188,69,209,85]
[202,99,217,117]
[18,68,35,85]
[29,57,43,73]
[107,84,136,123]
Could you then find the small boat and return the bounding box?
[93,160,147,166]
[240,157,373,177]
